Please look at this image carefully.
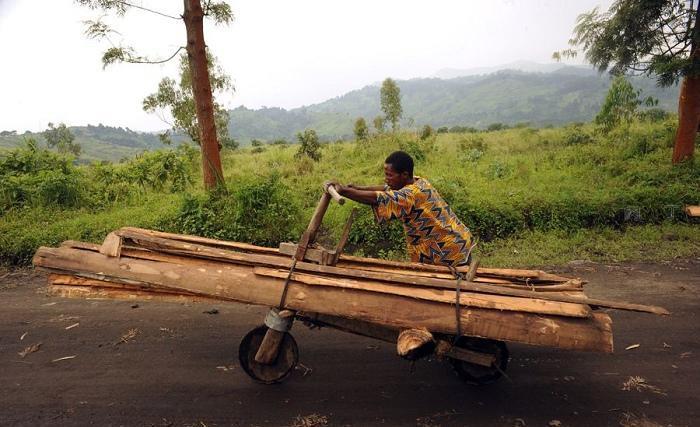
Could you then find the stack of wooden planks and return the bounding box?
[33,227,669,354]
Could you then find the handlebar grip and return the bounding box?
[326,185,345,205]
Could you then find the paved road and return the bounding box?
[1,259,698,427]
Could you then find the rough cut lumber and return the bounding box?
[122,227,574,283]
[99,232,122,257]
[397,328,435,360]
[33,246,614,352]
[106,231,668,315]
[686,205,700,217]
[253,267,592,318]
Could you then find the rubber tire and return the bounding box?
[238,325,299,384]
[448,337,509,386]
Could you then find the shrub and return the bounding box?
[419,125,434,141]
[354,118,369,141]
[172,174,301,246]
[398,139,426,162]
[295,129,322,162]
[564,125,593,145]
[485,161,511,179]
[436,126,449,134]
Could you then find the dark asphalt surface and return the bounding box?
[0,259,698,427]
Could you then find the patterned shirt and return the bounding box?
[372,177,473,266]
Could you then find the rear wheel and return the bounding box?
[448,337,509,385]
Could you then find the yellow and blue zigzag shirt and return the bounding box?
[372,177,473,266]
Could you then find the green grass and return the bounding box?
[478,223,700,268]
[1,119,698,268]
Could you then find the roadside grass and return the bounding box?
[1,119,698,268]
[478,223,700,268]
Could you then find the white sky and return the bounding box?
[0,0,613,133]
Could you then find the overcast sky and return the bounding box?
[0,0,613,133]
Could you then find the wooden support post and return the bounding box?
[257,187,338,365]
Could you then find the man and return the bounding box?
[331,150,474,267]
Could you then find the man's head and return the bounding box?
[384,151,414,190]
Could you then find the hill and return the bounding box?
[0,124,171,163]
[228,67,680,142]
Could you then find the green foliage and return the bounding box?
[638,108,671,122]
[2,121,699,268]
[0,141,195,213]
[380,78,403,132]
[43,122,81,156]
[0,140,83,211]
[564,124,594,145]
[486,123,508,131]
[373,116,386,133]
[555,0,695,86]
[250,139,265,153]
[171,174,300,245]
[419,125,434,141]
[595,76,643,133]
[295,129,322,162]
[398,139,426,162]
[437,126,449,134]
[354,117,369,141]
[143,53,235,149]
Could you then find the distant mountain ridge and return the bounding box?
[0,63,682,159]
[227,66,679,143]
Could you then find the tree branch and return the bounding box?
[115,1,181,20]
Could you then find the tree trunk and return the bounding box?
[673,3,700,164]
[183,0,225,189]
[673,75,700,163]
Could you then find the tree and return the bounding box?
[595,76,643,132]
[554,0,700,163]
[380,78,403,132]
[77,0,233,188]
[143,53,236,150]
[373,115,386,133]
[419,124,434,140]
[354,117,369,141]
[42,123,81,156]
[295,129,321,162]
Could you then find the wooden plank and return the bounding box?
[47,284,213,304]
[107,231,669,315]
[685,205,700,217]
[280,242,573,283]
[253,267,592,318]
[99,232,122,257]
[119,227,280,255]
[34,246,614,352]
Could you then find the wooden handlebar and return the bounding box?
[326,185,345,205]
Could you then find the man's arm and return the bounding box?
[348,183,386,191]
[335,184,379,205]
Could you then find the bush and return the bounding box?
[486,123,508,131]
[436,126,449,134]
[172,174,301,246]
[398,139,426,162]
[419,125,434,140]
[564,125,593,145]
[295,129,322,162]
[0,140,85,211]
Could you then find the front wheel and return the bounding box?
[238,325,299,384]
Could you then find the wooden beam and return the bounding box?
[94,231,669,315]
[253,267,592,318]
[34,246,614,352]
[685,205,700,217]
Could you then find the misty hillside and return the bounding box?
[0,67,681,158]
[0,125,164,163]
[228,67,679,142]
